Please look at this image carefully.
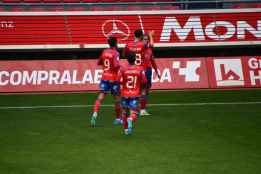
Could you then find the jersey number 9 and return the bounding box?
[104,59,110,70]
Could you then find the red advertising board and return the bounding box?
[0,58,209,93]
[1,56,260,93]
[0,9,260,49]
[150,58,208,89]
[207,56,261,88]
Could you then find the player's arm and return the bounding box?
[141,70,148,85]
[97,52,103,65]
[148,30,155,47]
[122,44,129,59]
[116,67,123,84]
[151,55,160,79]
[113,52,120,72]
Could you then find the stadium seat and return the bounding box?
[10,7,26,11]
[42,0,61,3]
[104,6,125,11]
[161,5,180,10]
[48,6,65,11]
[23,0,42,2]
[63,0,81,3]
[2,0,21,3]
[232,3,261,8]
[68,6,86,11]
[0,7,6,11]
[30,7,47,11]
[81,0,98,2]
[90,6,106,11]
[127,6,142,11]
[143,5,161,10]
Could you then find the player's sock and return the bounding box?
[115,102,121,119]
[122,113,128,129]
[127,117,133,134]
[113,102,122,125]
[90,112,97,127]
[140,95,151,116]
[140,95,147,110]
[93,100,101,113]
[130,112,137,122]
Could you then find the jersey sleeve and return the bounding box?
[116,67,123,83]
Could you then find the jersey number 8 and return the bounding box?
[135,53,142,66]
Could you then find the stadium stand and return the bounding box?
[232,3,261,8]
[23,0,42,3]
[0,0,260,60]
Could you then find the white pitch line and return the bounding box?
[0,101,261,110]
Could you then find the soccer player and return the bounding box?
[90,36,122,127]
[117,52,147,135]
[123,29,146,69]
[124,29,155,116]
[140,32,160,116]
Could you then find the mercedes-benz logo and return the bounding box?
[102,19,130,41]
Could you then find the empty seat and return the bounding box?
[48,6,65,11]
[68,6,86,11]
[63,0,81,3]
[2,0,21,3]
[10,7,26,11]
[161,5,180,10]
[23,0,42,2]
[30,7,47,11]
[0,7,7,11]
[232,3,261,8]
[81,0,98,2]
[143,5,161,10]
[42,0,61,3]
[90,6,106,11]
[127,6,142,11]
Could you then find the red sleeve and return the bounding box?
[117,67,123,83]
[113,52,120,70]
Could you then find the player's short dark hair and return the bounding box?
[134,29,143,39]
[107,36,117,47]
[126,52,136,65]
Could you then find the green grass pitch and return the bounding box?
[0,89,261,174]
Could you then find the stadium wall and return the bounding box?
[0,9,260,50]
[0,56,260,93]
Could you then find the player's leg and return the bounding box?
[121,97,129,135]
[112,81,122,125]
[127,97,139,134]
[140,68,152,116]
[90,80,109,127]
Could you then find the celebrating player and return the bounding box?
[90,36,122,127]
[140,32,160,116]
[124,29,146,69]
[117,52,147,135]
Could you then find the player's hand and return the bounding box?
[157,73,161,79]
[149,30,155,37]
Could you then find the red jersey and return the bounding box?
[124,40,146,69]
[98,48,120,81]
[118,65,147,97]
